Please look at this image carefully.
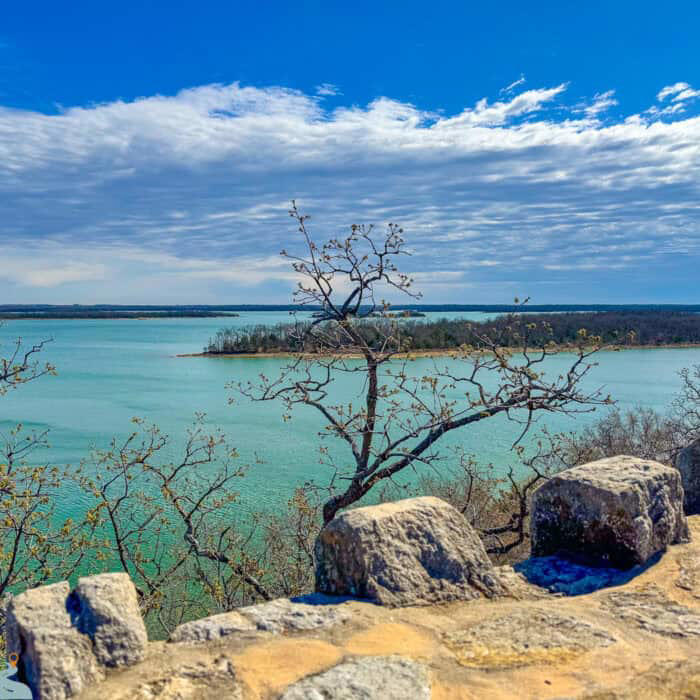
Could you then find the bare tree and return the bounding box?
[78,417,272,637]
[673,364,700,448]
[240,203,611,524]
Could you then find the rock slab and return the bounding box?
[675,440,700,515]
[169,596,351,643]
[531,455,689,568]
[280,656,431,700]
[315,496,505,606]
[444,608,615,668]
[71,572,148,666]
[4,582,104,700]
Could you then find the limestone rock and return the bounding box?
[601,585,700,637]
[4,581,103,700]
[169,611,256,643]
[531,455,689,568]
[315,496,505,606]
[444,609,615,668]
[128,656,242,700]
[71,572,148,667]
[677,550,700,598]
[239,597,351,633]
[280,656,430,700]
[675,440,700,514]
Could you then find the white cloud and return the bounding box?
[583,90,618,118]
[500,74,526,94]
[0,80,699,303]
[658,82,691,101]
[315,83,342,97]
[673,87,700,102]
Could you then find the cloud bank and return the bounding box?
[1,80,699,303]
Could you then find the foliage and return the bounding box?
[76,417,272,637]
[0,330,88,631]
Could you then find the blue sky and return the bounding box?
[1,1,699,303]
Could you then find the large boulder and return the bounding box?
[675,440,700,515]
[4,582,104,700]
[71,572,148,666]
[531,455,689,569]
[4,573,148,699]
[314,496,505,606]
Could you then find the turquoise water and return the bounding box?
[1,313,699,519]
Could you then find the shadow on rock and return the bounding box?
[514,551,661,596]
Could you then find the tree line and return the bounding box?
[205,311,700,354]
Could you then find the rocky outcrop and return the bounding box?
[531,455,689,568]
[4,486,699,699]
[78,517,700,700]
[314,496,505,606]
[675,439,700,514]
[4,574,147,700]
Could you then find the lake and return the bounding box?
[1,313,699,520]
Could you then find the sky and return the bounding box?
[1,1,699,304]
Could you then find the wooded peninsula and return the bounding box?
[204,311,700,355]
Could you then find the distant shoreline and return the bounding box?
[1,313,240,320]
[177,343,700,359]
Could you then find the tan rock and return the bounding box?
[444,608,615,669]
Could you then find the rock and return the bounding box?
[600,585,700,637]
[128,656,242,700]
[279,656,430,700]
[315,496,505,606]
[239,597,351,633]
[169,612,256,644]
[677,551,700,598]
[444,609,615,669]
[4,581,103,700]
[531,455,689,568]
[71,572,148,667]
[169,597,350,643]
[675,440,700,514]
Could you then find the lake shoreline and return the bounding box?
[177,343,700,359]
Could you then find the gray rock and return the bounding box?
[71,572,148,667]
[675,440,700,514]
[601,585,700,637]
[4,581,103,700]
[531,455,689,568]
[279,656,430,700]
[169,611,256,643]
[239,597,351,633]
[315,496,505,606]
